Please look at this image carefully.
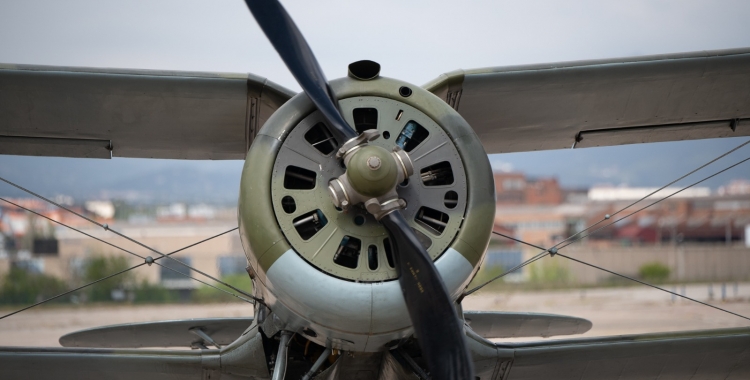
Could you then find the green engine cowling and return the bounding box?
[238,75,495,352]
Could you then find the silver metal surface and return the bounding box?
[425,48,750,153]
[502,327,750,380]
[464,311,591,339]
[188,328,220,349]
[0,64,294,159]
[0,347,209,380]
[4,323,750,379]
[59,318,254,348]
[5,324,271,380]
[263,247,474,352]
[464,328,513,380]
[219,323,270,379]
[272,331,293,380]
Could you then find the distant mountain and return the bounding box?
[0,137,747,204]
[0,157,244,204]
[489,137,749,190]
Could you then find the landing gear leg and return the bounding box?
[301,347,332,380]
[272,331,293,380]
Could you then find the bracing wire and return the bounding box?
[154,262,255,304]
[478,215,750,322]
[464,157,750,321]
[557,155,750,250]
[0,224,257,320]
[465,142,750,296]
[0,197,146,260]
[485,228,750,322]
[0,174,254,300]
[554,139,750,249]
[555,252,750,321]
[0,196,251,300]
[463,249,548,296]
[0,263,146,321]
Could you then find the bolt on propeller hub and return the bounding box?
[366,156,381,170]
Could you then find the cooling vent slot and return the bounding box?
[284,166,316,190]
[420,161,454,186]
[281,196,296,214]
[444,190,458,209]
[304,122,337,155]
[334,236,361,269]
[293,210,328,240]
[415,207,449,236]
[367,245,378,270]
[395,120,428,152]
[353,108,378,134]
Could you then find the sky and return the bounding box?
[1,0,749,202]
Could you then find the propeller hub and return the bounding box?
[328,136,413,219]
[347,145,398,198]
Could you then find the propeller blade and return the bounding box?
[381,211,474,380]
[246,2,471,377]
[243,0,357,144]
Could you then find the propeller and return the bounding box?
[381,211,474,379]
[243,0,356,145]
[243,1,474,378]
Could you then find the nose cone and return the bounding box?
[347,145,398,198]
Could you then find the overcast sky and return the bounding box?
[3,0,750,89]
[1,0,749,200]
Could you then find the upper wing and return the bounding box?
[0,64,294,159]
[425,48,750,154]
[468,327,750,380]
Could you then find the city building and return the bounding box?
[0,200,246,295]
[493,172,563,205]
[2,175,749,290]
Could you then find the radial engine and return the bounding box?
[239,68,495,353]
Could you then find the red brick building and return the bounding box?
[494,172,563,205]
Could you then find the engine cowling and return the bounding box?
[239,75,495,352]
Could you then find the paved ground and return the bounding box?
[1,283,749,347]
[464,282,750,343]
[0,302,255,347]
